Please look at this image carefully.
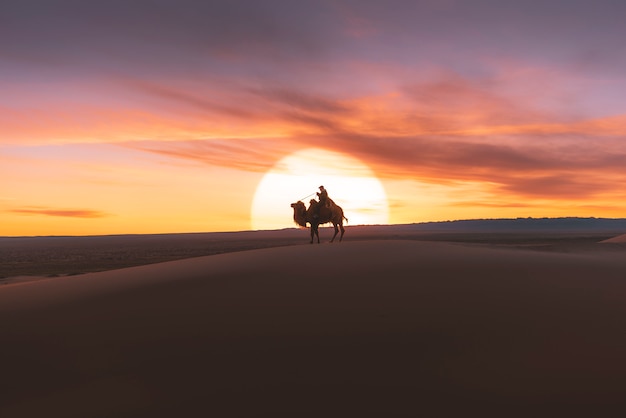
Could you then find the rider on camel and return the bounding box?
[312,185,330,219]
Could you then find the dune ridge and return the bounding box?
[600,233,626,243]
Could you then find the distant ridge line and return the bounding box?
[2,217,626,239]
[406,217,626,232]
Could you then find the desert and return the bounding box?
[6,1,626,416]
[2,222,626,417]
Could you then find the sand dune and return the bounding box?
[600,233,626,243]
[2,240,626,417]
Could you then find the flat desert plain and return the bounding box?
[2,225,626,417]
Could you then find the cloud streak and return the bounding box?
[119,71,626,201]
[8,207,111,218]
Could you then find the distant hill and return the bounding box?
[405,217,626,233]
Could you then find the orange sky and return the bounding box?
[2,1,626,236]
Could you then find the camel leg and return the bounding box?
[310,225,320,244]
[330,223,339,243]
[339,223,345,242]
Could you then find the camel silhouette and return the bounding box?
[291,199,348,244]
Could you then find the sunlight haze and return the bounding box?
[2,0,626,236]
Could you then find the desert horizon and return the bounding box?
[3,216,626,280]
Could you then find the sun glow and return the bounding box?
[251,148,389,231]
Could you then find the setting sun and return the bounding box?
[250,148,389,231]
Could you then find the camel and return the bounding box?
[290,199,348,244]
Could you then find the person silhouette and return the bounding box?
[317,185,328,207]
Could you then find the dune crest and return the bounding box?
[599,233,626,243]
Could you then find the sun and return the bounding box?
[251,148,389,231]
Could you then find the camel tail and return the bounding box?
[343,215,348,223]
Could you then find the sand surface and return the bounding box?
[2,236,626,417]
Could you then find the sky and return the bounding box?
[2,0,626,236]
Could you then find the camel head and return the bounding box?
[291,201,305,210]
[291,201,308,228]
